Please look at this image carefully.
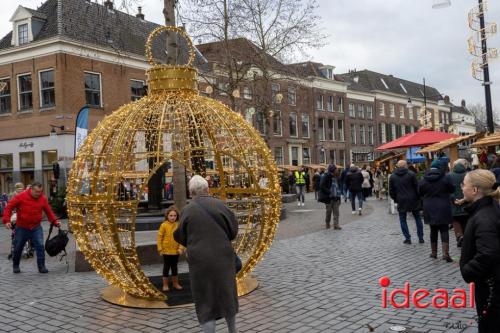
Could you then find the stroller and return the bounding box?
[7,216,34,260]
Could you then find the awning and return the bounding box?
[417,132,484,154]
[376,128,458,151]
[376,152,405,164]
[471,132,500,148]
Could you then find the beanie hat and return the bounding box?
[328,164,336,173]
[431,160,441,169]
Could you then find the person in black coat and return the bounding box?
[459,169,500,333]
[312,171,321,200]
[318,165,342,230]
[173,175,239,333]
[345,164,364,215]
[389,160,424,244]
[419,160,455,262]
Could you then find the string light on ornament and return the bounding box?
[66,26,281,305]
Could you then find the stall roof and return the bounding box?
[417,132,484,154]
[471,132,500,148]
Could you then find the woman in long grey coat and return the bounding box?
[173,175,239,333]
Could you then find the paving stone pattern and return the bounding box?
[0,194,476,332]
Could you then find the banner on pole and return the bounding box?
[74,107,89,156]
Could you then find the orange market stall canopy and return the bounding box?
[376,128,459,151]
[417,132,485,164]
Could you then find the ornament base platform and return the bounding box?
[101,274,259,309]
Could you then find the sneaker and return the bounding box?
[358,208,362,215]
[419,239,425,244]
[333,226,342,230]
[301,202,305,206]
[38,266,48,274]
[326,224,331,229]
[13,266,20,274]
[403,239,412,245]
[351,211,356,215]
[297,202,301,206]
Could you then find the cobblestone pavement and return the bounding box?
[0,194,477,332]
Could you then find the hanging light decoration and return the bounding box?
[67,26,281,307]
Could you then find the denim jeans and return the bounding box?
[13,225,45,268]
[350,191,363,211]
[296,185,305,203]
[398,211,424,241]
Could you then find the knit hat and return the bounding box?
[328,164,336,173]
[431,160,441,169]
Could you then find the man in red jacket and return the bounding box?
[3,182,60,273]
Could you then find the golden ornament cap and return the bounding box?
[145,26,198,93]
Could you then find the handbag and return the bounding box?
[45,224,69,257]
[192,200,242,273]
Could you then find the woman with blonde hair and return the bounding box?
[459,169,500,332]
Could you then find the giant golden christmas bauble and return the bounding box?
[66,26,281,306]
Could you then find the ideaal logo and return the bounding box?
[379,276,475,309]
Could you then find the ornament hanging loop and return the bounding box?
[145,25,196,68]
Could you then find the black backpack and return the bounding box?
[45,224,69,257]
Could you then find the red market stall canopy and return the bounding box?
[376,128,458,151]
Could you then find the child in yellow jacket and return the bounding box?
[157,206,184,291]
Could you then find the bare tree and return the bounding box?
[180,0,326,142]
[468,103,488,132]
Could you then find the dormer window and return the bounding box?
[320,66,335,80]
[18,23,28,45]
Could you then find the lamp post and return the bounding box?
[406,78,446,129]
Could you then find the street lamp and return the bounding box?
[406,78,446,128]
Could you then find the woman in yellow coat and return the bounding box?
[157,206,184,291]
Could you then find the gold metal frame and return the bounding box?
[67,26,281,304]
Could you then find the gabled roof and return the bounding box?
[451,104,472,116]
[286,61,343,82]
[339,70,443,102]
[24,7,48,20]
[0,0,205,67]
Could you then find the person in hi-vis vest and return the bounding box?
[295,167,306,206]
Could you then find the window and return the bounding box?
[339,150,346,167]
[17,74,33,111]
[42,150,58,167]
[366,105,373,119]
[291,147,300,166]
[380,78,389,89]
[274,147,283,165]
[318,118,325,141]
[316,95,324,110]
[399,82,408,94]
[337,97,344,112]
[405,125,411,134]
[396,124,402,138]
[327,96,334,112]
[289,112,297,137]
[327,119,334,141]
[379,122,386,143]
[357,104,364,118]
[399,105,405,119]
[0,78,11,114]
[271,83,280,103]
[244,108,254,124]
[39,70,55,108]
[349,103,355,118]
[401,125,406,136]
[368,126,374,145]
[337,120,345,141]
[218,82,228,95]
[301,114,310,138]
[287,87,296,106]
[359,125,366,145]
[243,87,252,100]
[256,110,266,134]
[19,151,34,169]
[329,149,336,164]
[0,154,13,169]
[18,23,29,45]
[389,104,395,117]
[386,123,391,142]
[350,124,356,144]
[379,102,385,116]
[391,123,396,140]
[84,72,101,107]
[319,148,326,164]
[410,125,415,133]
[408,107,414,120]
[302,148,310,165]
[131,80,145,101]
[273,110,282,136]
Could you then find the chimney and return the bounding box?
[104,0,113,10]
[136,6,144,20]
[461,99,466,107]
[444,95,450,103]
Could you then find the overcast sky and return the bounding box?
[1,0,499,112]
